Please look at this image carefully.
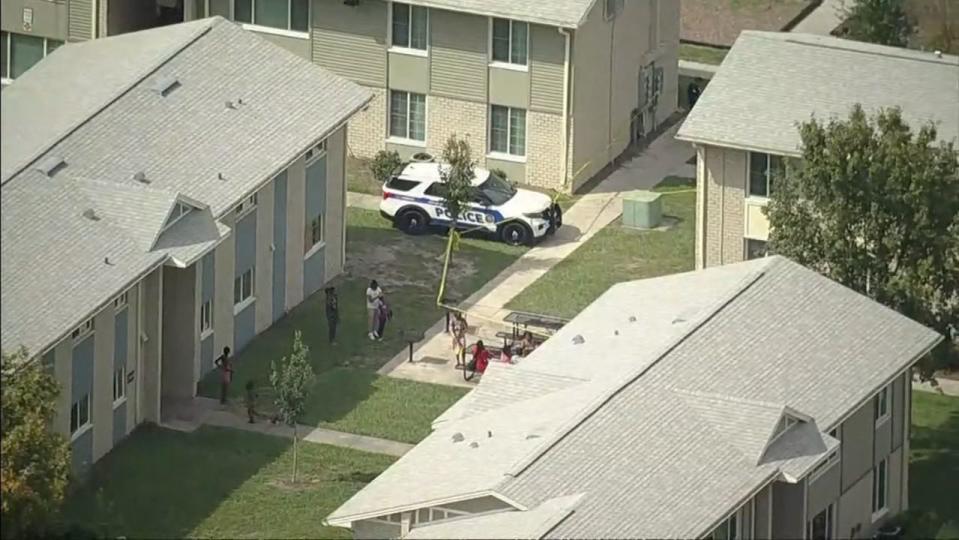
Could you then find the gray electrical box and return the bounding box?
[622,191,662,229]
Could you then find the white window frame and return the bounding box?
[747,152,784,199]
[305,139,327,164]
[71,318,95,341]
[112,365,126,407]
[388,2,429,56]
[806,502,835,540]
[871,458,888,521]
[808,449,840,483]
[113,290,130,311]
[233,267,255,314]
[305,214,324,259]
[163,202,192,232]
[388,90,427,146]
[488,105,527,161]
[235,192,258,218]
[710,506,742,540]
[70,393,92,441]
[874,385,890,427]
[489,18,529,70]
[1,31,63,82]
[233,0,310,39]
[769,415,799,444]
[200,298,213,338]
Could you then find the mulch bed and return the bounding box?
[681,0,820,47]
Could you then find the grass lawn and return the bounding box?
[62,425,395,539]
[347,155,382,196]
[506,176,696,320]
[679,43,729,65]
[906,391,959,539]
[198,208,525,443]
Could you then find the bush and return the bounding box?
[489,168,509,181]
[369,150,401,184]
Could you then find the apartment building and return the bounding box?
[0,17,370,471]
[676,31,959,269]
[326,256,941,539]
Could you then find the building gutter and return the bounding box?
[558,27,573,190]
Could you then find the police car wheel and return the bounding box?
[500,222,532,246]
[396,208,429,235]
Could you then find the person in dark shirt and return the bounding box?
[213,346,233,405]
[325,287,339,345]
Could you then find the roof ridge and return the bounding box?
[505,268,770,479]
[667,386,786,411]
[1,18,217,185]
[745,30,959,65]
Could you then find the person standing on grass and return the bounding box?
[371,295,392,341]
[213,346,233,404]
[325,286,339,344]
[366,280,383,334]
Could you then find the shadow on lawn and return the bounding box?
[61,424,291,539]
[907,402,959,539]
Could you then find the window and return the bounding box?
[233,0,309,32]
[748,152,784,198]
[807,503,834,540]
[70,394,91,436]
[386,177,420,192]
[113,366,126,403]
[234,268,255,306]
[1,32,63,80]
[773,415,799,440]
[306,215,323,253]
[809,450,839,482]
[490,105,526,157]
[305,139,327,163]
[389,90,426,142]
[872,459,888,517]
[200,299,213,335]
[746,239,768,260]
[491,19,528,66]
[874,385,890,425]
[604,0,625,20]
[235,192,258,217]
[71,318,95,341]
[114,290,129,310]
[164,202,192,230]
[710,511,739,540]
[391,3,428,51]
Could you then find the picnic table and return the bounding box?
[503,310,569,340]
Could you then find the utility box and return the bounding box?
[622,191,662,229]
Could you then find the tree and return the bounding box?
[439,134,477,235]
[369,150,401,184]
[269,331,315,484]
[1,348,72,538]
[766,105,959,379]
[840,0,914,47]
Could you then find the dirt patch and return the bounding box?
[268,476,323,491]
[345,234,479,292]
[682,0,818,46]
[905,0,959,54]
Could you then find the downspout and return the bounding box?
[558,27,572,190]
[135,281,144,424]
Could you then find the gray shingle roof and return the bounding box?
[328,257,942,538]
[1,17,371,357]
[404,494,585,539]
[402,0,597,28]
[676,31,959,155]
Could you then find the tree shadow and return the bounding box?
[907,398,959,539]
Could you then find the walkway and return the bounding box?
[347,191,381,211]
[913,375,959,398]
[160,396,413,457]
[790,0,844,35]
[378,123,694,387]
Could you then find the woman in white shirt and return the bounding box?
[366,280,383,334]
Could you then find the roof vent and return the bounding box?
[34,155,67,177]
[672,317,686,324]
[149,75,181,97]
[469,442,479,449]
[525,434,541,440]
[614,330,620,336]
[572,335,585,345]
[225,100,236,110]
[451,432,464,443]
[628,316,637,323]
[133,171,149,184]
[487,430,493,438]
[218,172,226,181]
[82,208,100,221]
[104,256,114,266]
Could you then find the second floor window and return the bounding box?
[748,151,784,198]
[306,214,324,253]
[490,105,526,157]
[1,31,63,81]
[391,3,428,50]
[70,393,91,436]
[234,0,309,33]
[492,19,528,66]
[200,299,213,335]
[873,385,889,425]
[389,90,426,142]
[234,268,255,306]
[113,366,126,403]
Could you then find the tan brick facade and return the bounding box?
[701,145,747,268]
[346,86,386,158]
[526,110,565,189]
[425,96,487,161]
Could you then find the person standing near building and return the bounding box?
[365,280,383,334]
[370,295,392,341]
[325,286,339,344]
[214,346,233,405]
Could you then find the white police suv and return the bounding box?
[380,161,562,246]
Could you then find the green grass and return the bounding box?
[679,43,729,65]
[62,425,395,539]
[904,392,959,539]
[346,155,382,196]
[506,177,696,320]
[198,208,524,442]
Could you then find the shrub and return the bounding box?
[369,150,401,184]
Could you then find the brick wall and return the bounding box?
[703,145,747,267]
[426,96,487,160]
[526,110,565,189]
[346,86,386,159]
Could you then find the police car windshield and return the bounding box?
[478,173,516,206]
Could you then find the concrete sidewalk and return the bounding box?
[790,0,844,35]
[379,124,694,387]
[913,375,959,398]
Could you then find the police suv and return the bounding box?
[380,162,562,246]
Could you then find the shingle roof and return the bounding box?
[402,0,597,28]
[1,17,371,357]
[328,257,942,538]
[404,494,585,539]
[676,31,959,155]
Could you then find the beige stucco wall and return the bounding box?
[838,471,872,539]
[285,156,307,310]
[91,304,115,461]
[52,336,73,437]
[254,181,275,334]
[213,213,236,358]
[324,125,348,281]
